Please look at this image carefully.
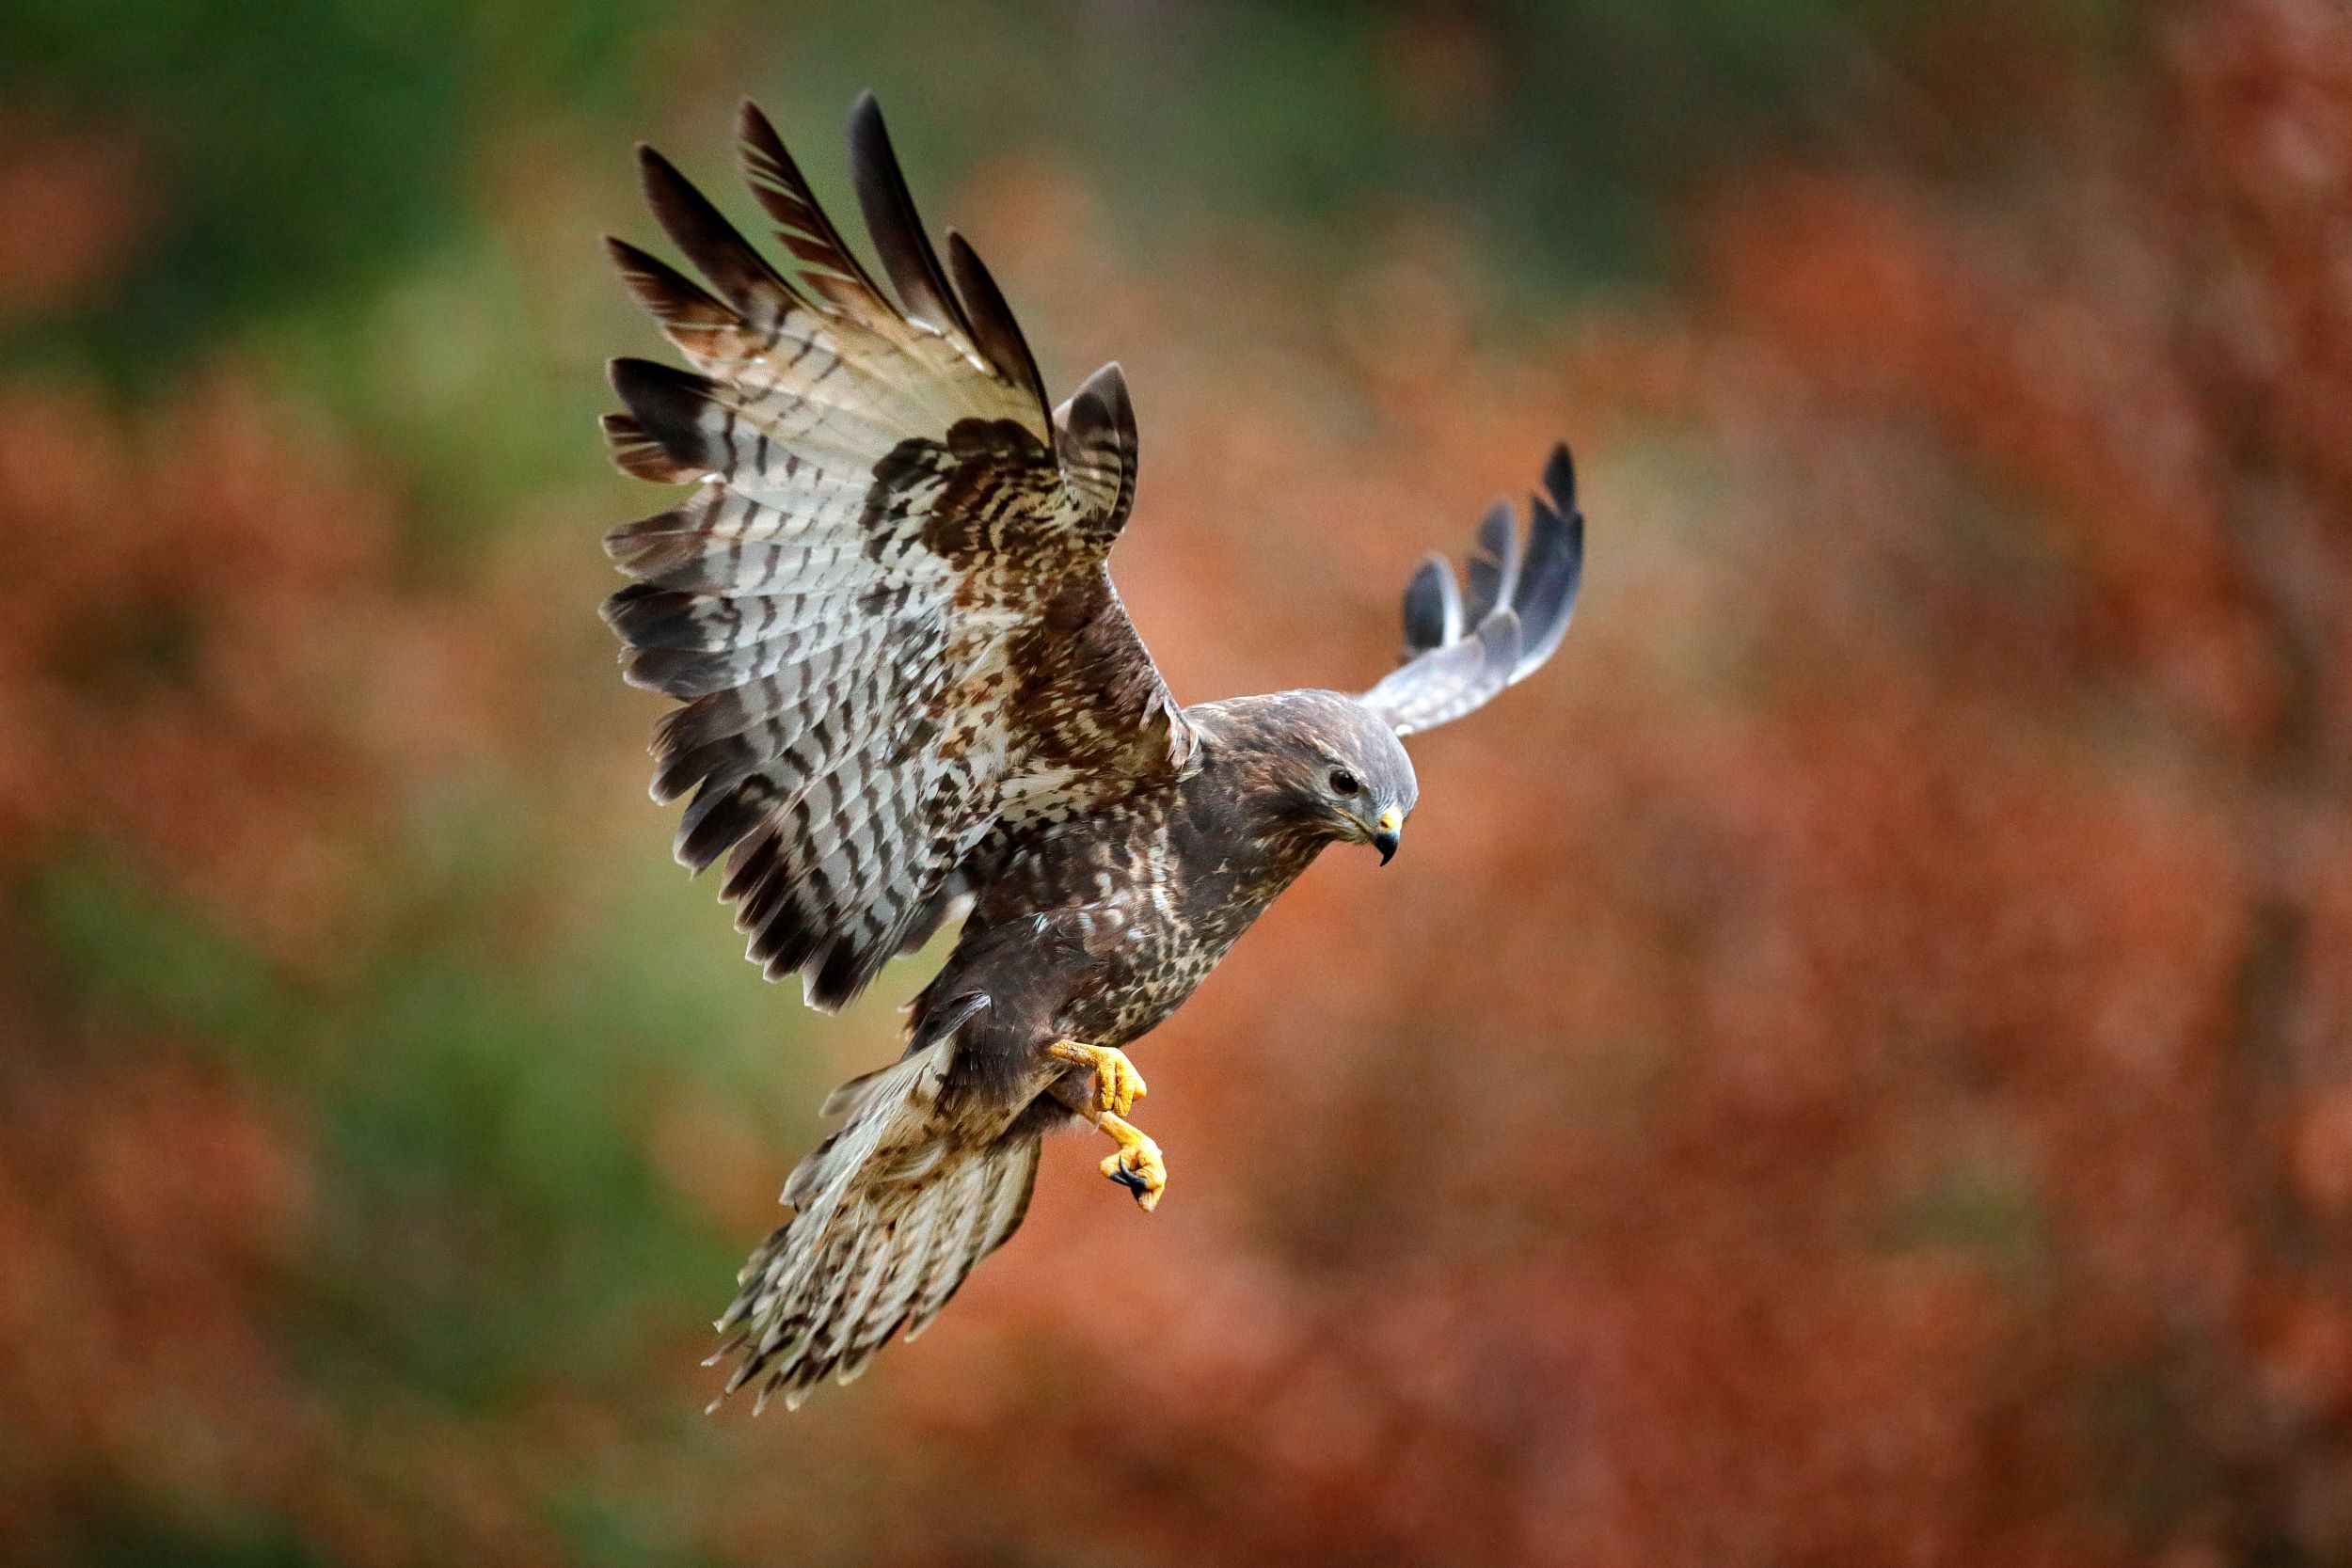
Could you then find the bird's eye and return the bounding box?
[1327,768,1360,796]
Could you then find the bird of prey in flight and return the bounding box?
[598,93,1584,1410]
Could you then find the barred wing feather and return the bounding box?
[602,94,1189,1009]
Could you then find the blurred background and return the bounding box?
[4,0,2350,1562]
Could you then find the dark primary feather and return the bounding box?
[1400,551,1464,652]
[638,146,801,327]
[1517,443,1584,670]
[946,230,1049,420]
[607,356,728,473]
[1362,440,1584,736]
[845,90,974,343]
[605,237,733,341]
[736,100,893,316]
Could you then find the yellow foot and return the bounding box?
[1046,1039,1147,1117]
[1095,1111,1166,1212]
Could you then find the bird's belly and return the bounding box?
[1058,906,1255,1049]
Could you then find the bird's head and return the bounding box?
[1215,690,1419,863]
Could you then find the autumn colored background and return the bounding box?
[4,0,2349,1562]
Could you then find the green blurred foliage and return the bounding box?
[0,0,668,361]
[2,0,2134,372]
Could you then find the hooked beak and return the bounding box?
[1370,807,1403,865]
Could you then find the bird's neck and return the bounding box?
[1174,740,1335,892]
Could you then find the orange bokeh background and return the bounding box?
[3,2,2348,1563]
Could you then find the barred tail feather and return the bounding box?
[709,1043,1040,1411]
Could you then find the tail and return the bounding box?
[708,1040,1041,1412]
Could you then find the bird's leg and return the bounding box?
[1045,1038,1146,1117]
[1044,1061,1167,1212]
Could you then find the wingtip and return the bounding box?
[1401,551,1462,655]
[634,142,694,207]
[603,232,679,277]
[1078,358,1132,414]
[606,353,682,398]
[847,87,884,135]
[1543,441,1577,508]
[841,85,973,338]
[735,98,775,150]
[845,90,898,181]
[1057,360,1133,430]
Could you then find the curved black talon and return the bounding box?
[1107,1161,1150,1198]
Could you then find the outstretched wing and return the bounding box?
[1359,443,1584,736]
[601,95,1191,1009]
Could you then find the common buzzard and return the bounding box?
[599,95,1585,1410]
